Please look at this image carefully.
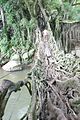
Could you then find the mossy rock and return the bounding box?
[22,52,28,60]
[2,60,22,71]
[11,54,20,61]
[28,49,35,58]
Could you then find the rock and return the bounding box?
[11,54,20,61]
[28,49,35,57]
[22,49,35,62]
[1,54,22,71]
[71,50,76,56]
[22,52,28,60]
[2,60,22,72]
[75,46,80,57]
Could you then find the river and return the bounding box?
[0,67,31,120]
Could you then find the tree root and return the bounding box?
[0,79,32,120]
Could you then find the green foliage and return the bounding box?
[43,0,61,12]
[0,0,7,5]
[43,0,80,21]
[0,0,80,58]
[0,0,36,58]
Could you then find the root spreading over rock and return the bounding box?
[26,28,80,120]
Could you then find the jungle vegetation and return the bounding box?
[0,0,80,58]
[0,0,80,120]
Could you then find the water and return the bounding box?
[0,67,31,120]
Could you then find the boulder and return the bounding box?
[22,49,35,60]
[22,52,28,60]
[28,49,35,57]
[75,46,80,57]
[2,54,23,72]
[2,60,22,72]
[11,54,20,61]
